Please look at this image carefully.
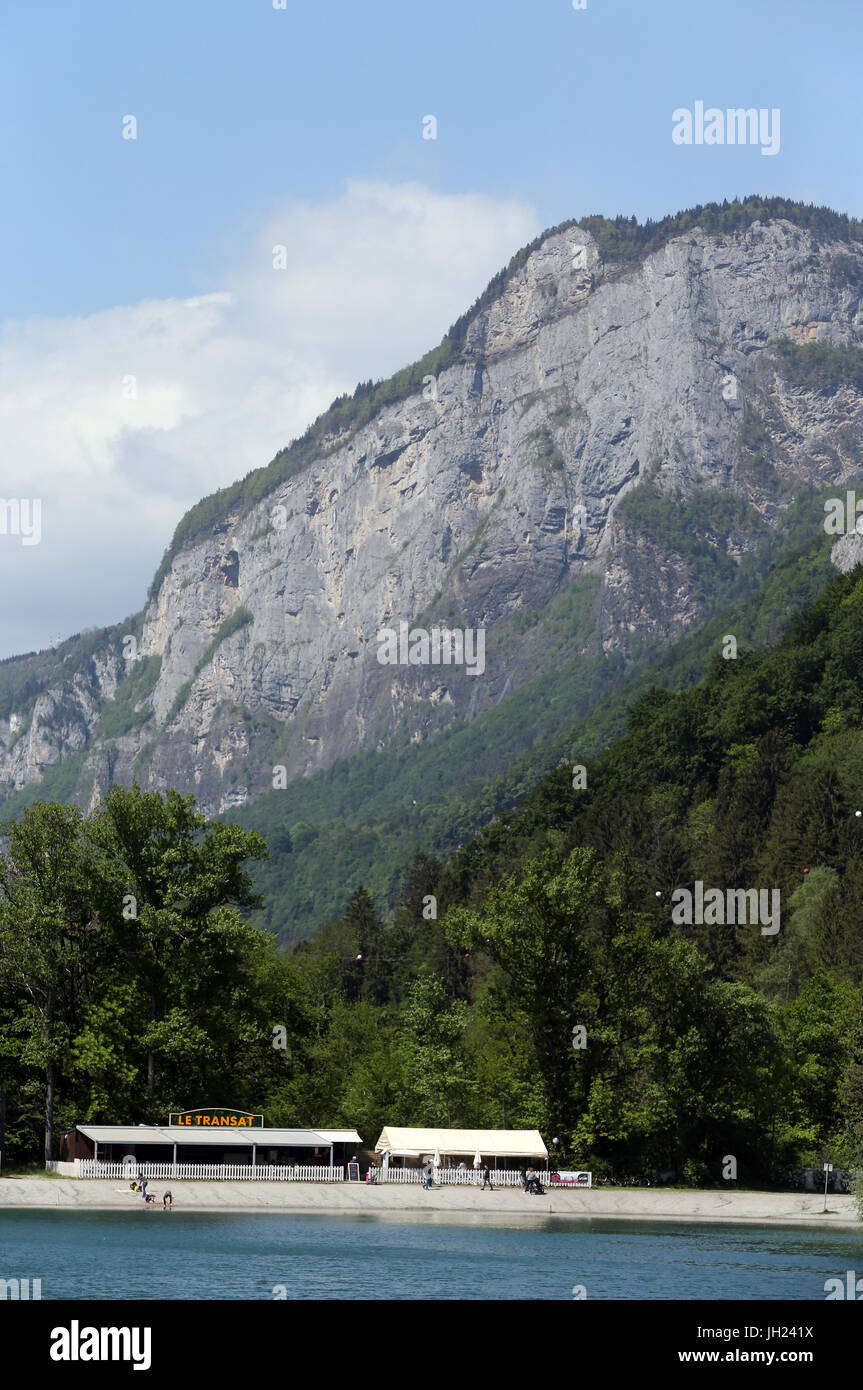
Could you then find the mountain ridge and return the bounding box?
[149,194,863,586]
[2,196,863,897]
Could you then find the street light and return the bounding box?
[823,1162,834,1212]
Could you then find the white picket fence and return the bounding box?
[375,1168,591,1188]
[73,1159,591,1187]
[77,1160,343,1182]
[376,1168,535,1187]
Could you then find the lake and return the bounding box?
[2,1210,862,1300]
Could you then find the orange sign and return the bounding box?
[169,1108,264,1128]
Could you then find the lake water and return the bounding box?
[2,1211,862,1300]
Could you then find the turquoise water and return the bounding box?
[2,1211,862,1300]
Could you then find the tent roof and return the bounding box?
[375,1128,548,1158]
[76,1125,336,1148]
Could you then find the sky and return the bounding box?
[0,0,861,657]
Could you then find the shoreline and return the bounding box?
[0,1178,858,1228]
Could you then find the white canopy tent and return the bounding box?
[375,1127,548,1167]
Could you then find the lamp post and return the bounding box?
[823,1162,833,1212]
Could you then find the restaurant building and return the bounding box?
[58,1109,361,1173]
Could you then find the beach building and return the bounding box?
[374,1127,548,1170]
[57,1109,361,1176]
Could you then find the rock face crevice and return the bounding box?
[2,218,863,813]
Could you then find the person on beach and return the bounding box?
[162,1190,173,1210]
[481,1163,494,1191]
[422,1161,434,1189]
[139,1175,149,1201]
[525,1167,537,1194]
[520,1166,528,1191]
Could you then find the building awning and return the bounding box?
[315,1130,363,1145]
[76,1126,337,1148]
[375,1128,548,1159]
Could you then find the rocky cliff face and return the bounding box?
[3,214,863,814]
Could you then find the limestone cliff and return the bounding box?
[3,207,863,814]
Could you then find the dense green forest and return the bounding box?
[229,489,840,942]
[3,565,863,1186]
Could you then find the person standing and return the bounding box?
[481,1163,494,1191]
[422,1161,434,1190]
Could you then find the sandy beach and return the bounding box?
[0,1178,857,1227]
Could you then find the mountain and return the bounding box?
[6,560,863,1175]
[224,526,839,942]
[3,197,863,936]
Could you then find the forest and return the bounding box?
[2,565,863,1185]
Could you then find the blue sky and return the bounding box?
[0,0,860,654]
[3,0,860,319]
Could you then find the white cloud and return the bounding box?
[0,181,538,658]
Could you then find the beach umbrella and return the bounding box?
[473,1151,482,1168]
[433,1146,441,1167]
